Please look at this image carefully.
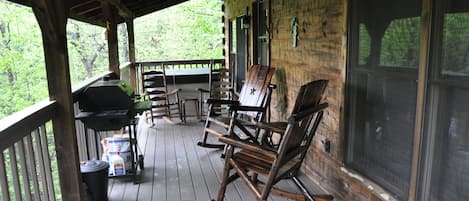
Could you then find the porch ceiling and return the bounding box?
[9,0,188,26]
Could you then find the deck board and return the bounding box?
[153,122,167,200]
[108,118,325,201]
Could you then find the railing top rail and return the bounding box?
[136,59,224,66]
[72,63,133,101]
[0,100,56,152]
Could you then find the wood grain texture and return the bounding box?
[32,0,84,200]
[105,119,326,201]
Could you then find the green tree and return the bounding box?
[0,1,47,119]
[134,0,223,60]
[67,20,108,84]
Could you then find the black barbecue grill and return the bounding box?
[77,79,135,130]
[75,78,147,183]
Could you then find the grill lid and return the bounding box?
[78,79,134,112]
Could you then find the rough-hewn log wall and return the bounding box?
[225,0,391,200]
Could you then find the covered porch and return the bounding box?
[2,0,469,201]
[106,119,323,201]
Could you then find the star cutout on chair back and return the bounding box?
[250,88,256,95]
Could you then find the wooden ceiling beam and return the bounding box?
[98,0,134,20]
[73,5,101,16]
[131,0,187,18]
[69,0,97,10]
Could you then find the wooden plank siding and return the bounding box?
[107,119,324,201]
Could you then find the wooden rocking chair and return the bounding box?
[141,66,182,124]
[197,60,234,120]
[214,80,333,201]
[197,65,275,149]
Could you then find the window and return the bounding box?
[418,1,469,200]
[253,1,268,65]
[345,0,422,199]
[233,16,247,92]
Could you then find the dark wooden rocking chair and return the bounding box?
[197,65,275,149]
[141,66,182,124]
[213,80,333,201]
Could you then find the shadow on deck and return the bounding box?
[107,118,324,201]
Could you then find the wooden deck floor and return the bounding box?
[107,118,322,201]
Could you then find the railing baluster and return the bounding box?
[39,125,56,201]
[0,151,11,201]
[88,129,96,160]
[74,103,87,161]
[79,123,87,161]
[17,139,32,201]
[33,130,49,201]
[25,134,40,201]
[9,145,22,201]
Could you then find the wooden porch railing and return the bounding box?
[135,59,224,94]
[0,59,222,200]
[0,68,116,200]
[0,100,59,201]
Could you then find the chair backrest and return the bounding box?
[237,65,275,118]
[142,65,168,93]
[209,61,232,100]
[276,80,328,164]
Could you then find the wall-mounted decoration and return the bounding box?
[291,17,298,47]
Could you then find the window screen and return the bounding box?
[420,1,469,200]
[345,0,422,199]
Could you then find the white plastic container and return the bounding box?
[109,152,126,176]
[102,136,132,173]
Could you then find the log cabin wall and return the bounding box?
[225,0,390,200]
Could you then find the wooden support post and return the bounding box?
[31,1,84,201]
[103,2,120,76]
[126,19,137,89]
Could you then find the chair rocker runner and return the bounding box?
[141,65,182,124]
[213,80,333,201]
[197,65,275,149]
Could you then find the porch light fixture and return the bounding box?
[240,14,250,29]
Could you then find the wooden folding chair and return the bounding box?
[197,65,275,149]
[214,80,333,201]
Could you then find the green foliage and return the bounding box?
[0,0,223,119]
[358,17,421,68]
[0,1,47,119]
[134,0,223,60]
[442,13,469,74]
[0,0,223,198]
[358,24,370,65]
[67,20,109,84]
[380,17,420,67]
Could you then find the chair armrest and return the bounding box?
[255,122,288,133]
[229,105,265,112]
[167,88,181,95]
[288,103,328,123]
[206,98,239,105]
[219,135,277,158]
[313,194,334,201]
[197,88,210,93]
